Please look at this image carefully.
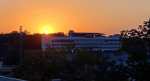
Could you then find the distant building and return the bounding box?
[42,31,121,51]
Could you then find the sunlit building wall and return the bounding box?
[42,34,121,51]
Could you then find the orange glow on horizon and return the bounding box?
[39,25,55,34]
[0,0,149,34]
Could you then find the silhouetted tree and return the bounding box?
[121,18,150,81]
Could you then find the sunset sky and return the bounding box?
[0,0,150,34]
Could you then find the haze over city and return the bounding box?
[0,0,150,34]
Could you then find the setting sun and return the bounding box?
[40,25,55,34]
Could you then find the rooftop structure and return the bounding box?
[68,30,105,38]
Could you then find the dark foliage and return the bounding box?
[121,18,150,81]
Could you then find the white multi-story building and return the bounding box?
[41,32,121,51]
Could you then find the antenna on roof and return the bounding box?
[19,25,23,33]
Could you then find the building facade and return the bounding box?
[42,32,121,51]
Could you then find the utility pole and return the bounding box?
[19,25,23,64]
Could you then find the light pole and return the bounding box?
[19,26,23,64]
